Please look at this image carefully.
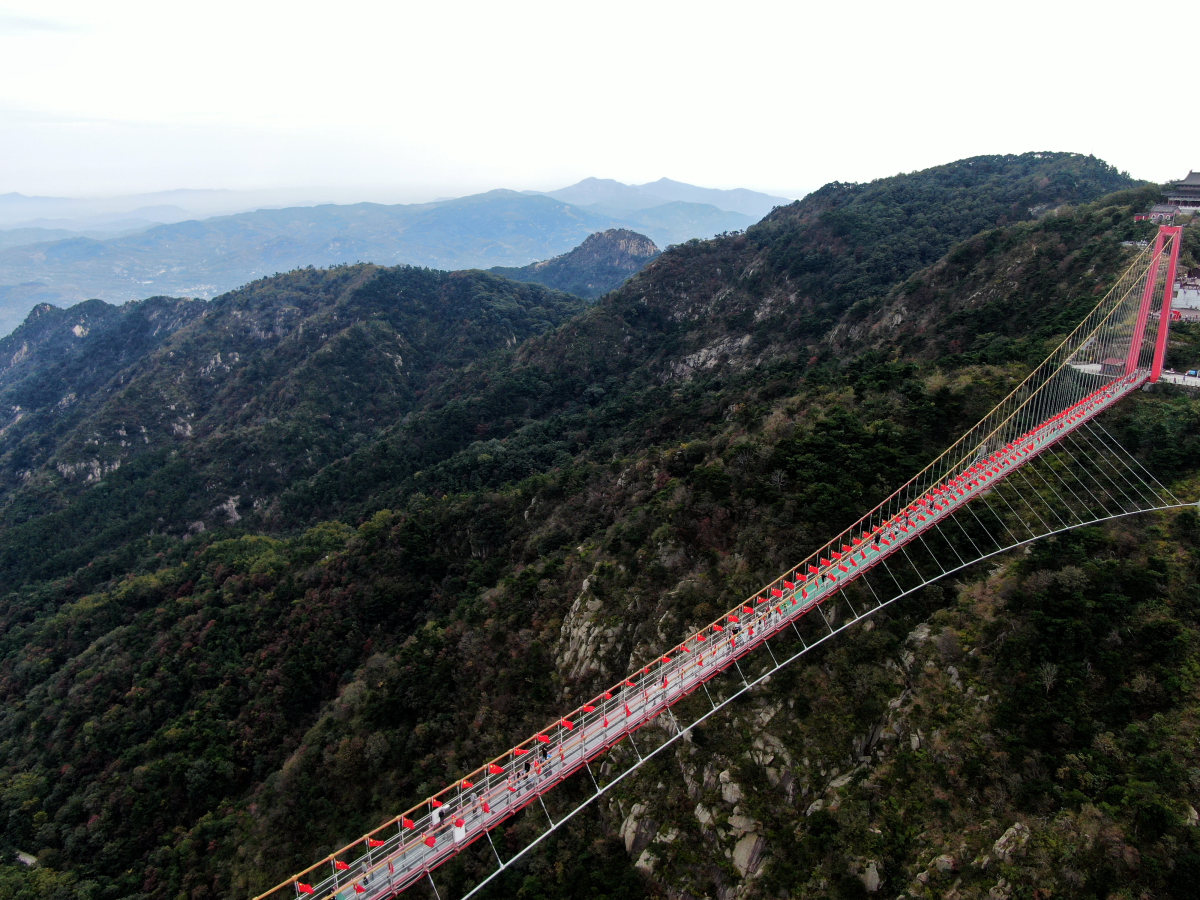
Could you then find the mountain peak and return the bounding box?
[490,228,659,298]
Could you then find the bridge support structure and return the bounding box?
[1125,225,1183,381]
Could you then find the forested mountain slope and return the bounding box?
[0,267,586,589]
[274,153,1141,525]
[4,153,1198,900]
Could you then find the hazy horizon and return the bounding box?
[3,1,1194,205]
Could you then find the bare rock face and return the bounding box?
[620,802,658,858]
[933,853,957,873]
[731,832,764,877]
[556,571,624,681]
[718,768,744,805]
[992,822,1030,862]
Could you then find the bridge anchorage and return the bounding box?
[255,225,1193,900]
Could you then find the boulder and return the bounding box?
[860,860,882,893]
[732,833,764,877]
[992,822,1030,863]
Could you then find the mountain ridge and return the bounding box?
[0,180,771,336]
[542,176,790,218]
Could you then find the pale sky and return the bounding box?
[0,0,1195,203]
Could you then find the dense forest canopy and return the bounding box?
[2,152,1199,899]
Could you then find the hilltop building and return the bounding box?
[1176,270,1200,311]
[1166,171,1200,210]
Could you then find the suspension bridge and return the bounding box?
[254,225,1191,900]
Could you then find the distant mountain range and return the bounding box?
[0,188,273,232]
[540,177,787,218]
[0,180,789,336]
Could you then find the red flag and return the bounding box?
[680,644,690,652]
[783,580,795,589]
[841,544,851,553]
[604,691,613,699]
[742,606,753,613]
[661,656,672,663]
[625,703,632,716]
[454,817,465,827]
[696,633,707,642]
[757,596,767,604]
[831,551,842,560]
[749,626,755,636]
[561,719,574,730]
[535,734,550,743]
[488,764,503,775]
[513,748,529,755]
[583,704,596,712]
[335,860,350,871]
[424,835,436,847]
[838,564,848,573]
[625,679,636,687]
[801,588,808,599]
[713,624,724,631]
[403,816,415,829]
[728,615,739,623]
[603,716,609,726]
[354,886,366,895]
[431,799,444,807]
[461,779,474,788]
[368,838,385,847]
[820,557,830,566]
[297,884,315,895]
[771,588,783,598]
[482,801,491,813]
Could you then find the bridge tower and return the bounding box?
[1126,224,1184,380]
